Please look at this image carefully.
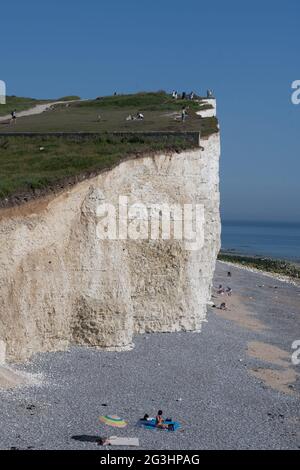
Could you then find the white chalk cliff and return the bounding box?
[0,132,221,362]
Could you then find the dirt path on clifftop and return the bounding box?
[0,100,82,122]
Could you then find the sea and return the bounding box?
[221,221,300,263]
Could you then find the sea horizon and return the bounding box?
[221,220,300,263]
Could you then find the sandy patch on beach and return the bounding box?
[246,341,299,395]
[212,273,298,395]
[249,367,298,395]
[213,294,266,332]
[247,341,290,367]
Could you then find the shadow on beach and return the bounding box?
[71,435,100,443]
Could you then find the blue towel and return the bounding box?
[140,418,181,431]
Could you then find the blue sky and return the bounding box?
[1,0,299,222]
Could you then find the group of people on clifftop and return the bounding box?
[123,88,215,124]
[171,89,214,122]
[171,90,195,100]
[171,89,214,100]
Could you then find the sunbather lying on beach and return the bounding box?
[140,411,177,431]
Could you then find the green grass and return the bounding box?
[80,91,202,111]
[201,116,219,137]
[218,252,300,279]
[0,135,197,201]
[0,107,218,134]
[0,92,218,135]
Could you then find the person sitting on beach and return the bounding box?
[225,287,232,296]
[141,414,151,421]
[217,284,225,294]
[155,410,169,429]
[136,112,144,120]
[219,302,227,310]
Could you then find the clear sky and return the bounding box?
[1,0,299,223]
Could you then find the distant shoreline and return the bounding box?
[222,220,300,228]
[218,251,300,284]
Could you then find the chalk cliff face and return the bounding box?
[0,133,221,362]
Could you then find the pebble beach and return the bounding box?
[0,261,299,450]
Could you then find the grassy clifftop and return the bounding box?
[78,91,202,110]
[0,92,219,207]
[0,91,218,136]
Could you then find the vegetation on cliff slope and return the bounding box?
[0,134,197,203]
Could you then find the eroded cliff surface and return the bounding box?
[0,133,220,362]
